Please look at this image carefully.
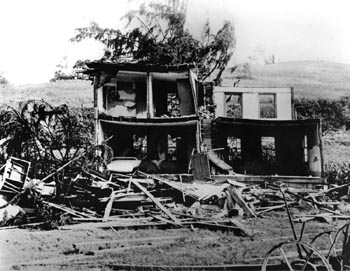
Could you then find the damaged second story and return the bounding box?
[85,62,201,173]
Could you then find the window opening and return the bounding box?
[226,94,242,118]
[259,94,276,118]
[261,137,276,161]
[167,92,181,117]
[227,137,242,161]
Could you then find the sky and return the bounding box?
[0,0,349,85]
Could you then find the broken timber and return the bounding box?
[227,187,256,217]
[130,178,182,226]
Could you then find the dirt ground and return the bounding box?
[0,208,345,271]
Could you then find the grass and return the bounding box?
[222,60,350,99]
[0,80,93,108]
[323,131,350,164]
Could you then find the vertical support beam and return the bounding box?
[93,75,99,145]
[213,91,225,117]
[291,87,296,120]
[307,121,323,177]
[242,93,259,119]
[189,70,198,113]
[146,72,154,118]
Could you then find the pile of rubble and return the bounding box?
[1,155,350,235]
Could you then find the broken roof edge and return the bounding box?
[99,114,199,127]
[214,117,321,126]
[84,61,196,74]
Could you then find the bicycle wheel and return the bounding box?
[261,240,332,271]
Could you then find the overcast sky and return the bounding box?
[0,0,349,85]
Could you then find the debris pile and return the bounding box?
[1,155,350,234]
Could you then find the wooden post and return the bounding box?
[93,76,99,145]
[146,72,154,118]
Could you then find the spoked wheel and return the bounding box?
[311,223,350,271]
[261,240,332,271]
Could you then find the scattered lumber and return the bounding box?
[130,178,182,226]
[1,154,349,235]
[227,187,256,217]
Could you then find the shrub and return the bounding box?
[324,161,350,185]
[295,97,350,132]
[0,100,94,178]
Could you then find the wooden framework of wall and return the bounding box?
[214,87,295,120]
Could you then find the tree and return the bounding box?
[51,56,87,82]
[0,72,8,85]
[70,0,235,85]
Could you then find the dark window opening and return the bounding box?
[261,137,276,159]
[226,137,242,172]
[153,80,180,117]
[259,94,276,118]
[132,135,147,160]
[226,94,242,118]
[261,136,276,174]
[168,135,178,158]
[167,92,181,117]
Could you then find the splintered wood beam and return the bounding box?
[227,187,256,218]
[103,191,115,221]
[130,179,182,226]
[138,171,196,200]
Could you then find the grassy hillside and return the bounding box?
[0,80,93,108]
[1,60,349,109]
[222,60,350,99]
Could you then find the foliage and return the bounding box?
[70,0,236,84]
[0,100,94,178]
[229,63,252,80]
[295,97,350,132]
[324,161,350,185]
[0,73,8,85]
[51,57,87,82]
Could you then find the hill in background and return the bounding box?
[222,60,350,99]
[0,80,93,108]
[1,60,350,109]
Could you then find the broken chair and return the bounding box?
[0,157,30,196]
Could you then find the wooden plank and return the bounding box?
[306,182,350,199]
[190,152,210,180]
[44,202,93,218]
[130,179,182,226]
[229,218,252,237]
[207,151,234,173]
[138,171,196,200]
[177,79,195,116]
[211,174,325,189]
[226,179,246,188]
[227,187,256,217]
[151,215,181,228]
[103,191,115,221]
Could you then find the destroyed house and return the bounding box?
[86,63,323,182]
[212,87,323,178]
[85,62,200,173]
